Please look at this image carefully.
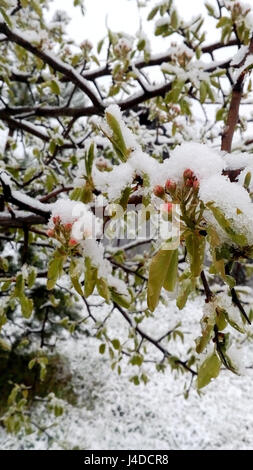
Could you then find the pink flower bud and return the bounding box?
[64,223,73,231]
[153,185,165,199]
[165,179,177,193]
[47,229,55,237]
[185,178,193,187]
[69,238,78,247]
[53,215,60,225]
[183,168,194,180]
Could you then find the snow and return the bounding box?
[232,55,253,82]
[1,297,253,450]
[12,190,52,213]
[162,142,224,183]
[230,45,248,67]
[199,174,253,244]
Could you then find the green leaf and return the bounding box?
[23,167,37,184]
[217,306,245,334]
[111,291,130,309]
[163,249,178,292]
[47,250,66,290]
[0,256,8,272]
[105,112,129,162]
[14,273,24,297]
[147,6,159,20]
[97,278,111,302]
[84,257,97,297]
[119,186,132,211]
[155,23,169,36]
[205,2,215,16]
[49,80,61,96]
[185,233,205,278]
[137,39,146,51]
[28,358,36,370]
[70,259,83,296]
[216,108,226,122]
[199,81,207,103]
[1,280,11,292]
[0,7,12,27]
[207,203,248,247]
[111,338,120,350]
[97,39,104,54]
[20,294,33,318]
[99,343,106,354]
[197,353,221,389]
[30,0,43,18]
[85,141,95,176]
[176,278,193,310]
[170,10,178,29]
[216,16,232,28]
[71,275,83,297]
[244,171,251,189]
[205,81,215,102]
[27,268,37,289]
[147,249,178,312]
[130,354,143,366]
[0,310,7,330]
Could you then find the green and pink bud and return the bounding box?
[165,179,177,193]
[183,168,194,180]
[64,222,73,232]
[69,238,78,247]
[47,229,55,238]
[153,185,165,199]
[53,215,61,225]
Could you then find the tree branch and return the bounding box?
[221,37,253,152]
[114,302,197,376]
[0,22,103,110]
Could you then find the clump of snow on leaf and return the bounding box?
[199,175,253,244]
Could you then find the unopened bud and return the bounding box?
[69,238,78,247]
[64,223,73,232]
[153,185,165,199]
[185,178,193,187]
[165,179,177,193]
[53,215,61,225]
[47,229,55,237]
[183,168,194,180]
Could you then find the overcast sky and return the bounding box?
[49,0,216,52]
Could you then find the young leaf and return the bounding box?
[163,249,178,292]
[197,353,221,389]
[97,278,111,302]
[207,203,248,247]
[186,233,205,278]
[147,249,178,312]
[105,112,129,162]
[176,278,193,310]
[84,257,97,297]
